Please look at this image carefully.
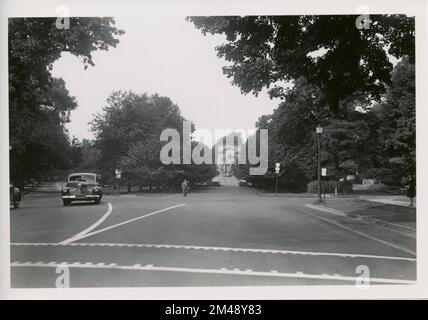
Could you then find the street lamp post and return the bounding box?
[316,126,323,203]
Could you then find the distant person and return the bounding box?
[181,179,189,197]
[406,176,416,207]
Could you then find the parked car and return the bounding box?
[239,180,249,187]
[10,184,22,208]
[61,173,102,206]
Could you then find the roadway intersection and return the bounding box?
[10,187,416,287]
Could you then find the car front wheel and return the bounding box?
[13,202,19,209]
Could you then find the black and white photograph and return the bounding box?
[1,0,427,300]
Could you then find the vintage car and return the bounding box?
[10,184,22,208]
[61,173,102,206]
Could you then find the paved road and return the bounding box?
[10,187,416,287]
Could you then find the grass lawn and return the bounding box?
[324,197,416,229]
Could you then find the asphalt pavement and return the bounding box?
[10,187,416,287]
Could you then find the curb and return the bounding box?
[304,204,416,235]
[304,204,346,216]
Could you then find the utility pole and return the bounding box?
[316,126,323,203]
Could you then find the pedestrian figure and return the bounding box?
[406,175,416,207]
[181,179,189,197]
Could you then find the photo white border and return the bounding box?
[1,0,427,300]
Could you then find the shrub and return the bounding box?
[367,183,402,194]
[307,180,353,194]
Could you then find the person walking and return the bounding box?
[181,179,189,197]
[406,175,416,207]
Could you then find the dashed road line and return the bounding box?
[299,208,416,257]
[60,203,114,245]
[10,242,416,262]
[10,261,416,285]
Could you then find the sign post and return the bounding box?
[321,168,327,204]
[115,169,122,194]
[275,163,280,193]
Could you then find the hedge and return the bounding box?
[307,180,353,194]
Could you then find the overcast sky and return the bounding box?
[51,16,279,146]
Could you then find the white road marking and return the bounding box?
[299,208,416,256]
[71,204,187,242]
[60,203,186,244]
[59,203,114,245]
[10,261,416,285]
[10,242,416,262]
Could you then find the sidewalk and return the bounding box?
[305,196,416,232]
[358,195,416,208]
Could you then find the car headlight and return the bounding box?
[62,187,76,194]
[14,188,19,193]
[89,186,100,193]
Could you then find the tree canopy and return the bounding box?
[188,15,414,116]
[251,59,415,191]
[367,57,415,185]
[189,15,415,190]
[90,91,217,189]
[9,17,124,186]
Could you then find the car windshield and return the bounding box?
[69,174,96,182]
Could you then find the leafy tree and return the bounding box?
[368,57,415,185]
[321,119,372,180]
[10,77,79,185]
[75,139,101,172]
[251,59,415,191]
[189,15,415,191]
[91,91,217,191]
[90,91,186,183]
[119,140,160,190]
[9,17,124,187]
[183,141,218,187]
[188,15,414,115]
[250,77,378,191]
[250,78,320,190]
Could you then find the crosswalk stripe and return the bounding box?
[10,261,416,285]
[10,242,416,262]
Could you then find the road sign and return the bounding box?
[115,169,122,179]
[275,163,280,174]
[321,168,327,176]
